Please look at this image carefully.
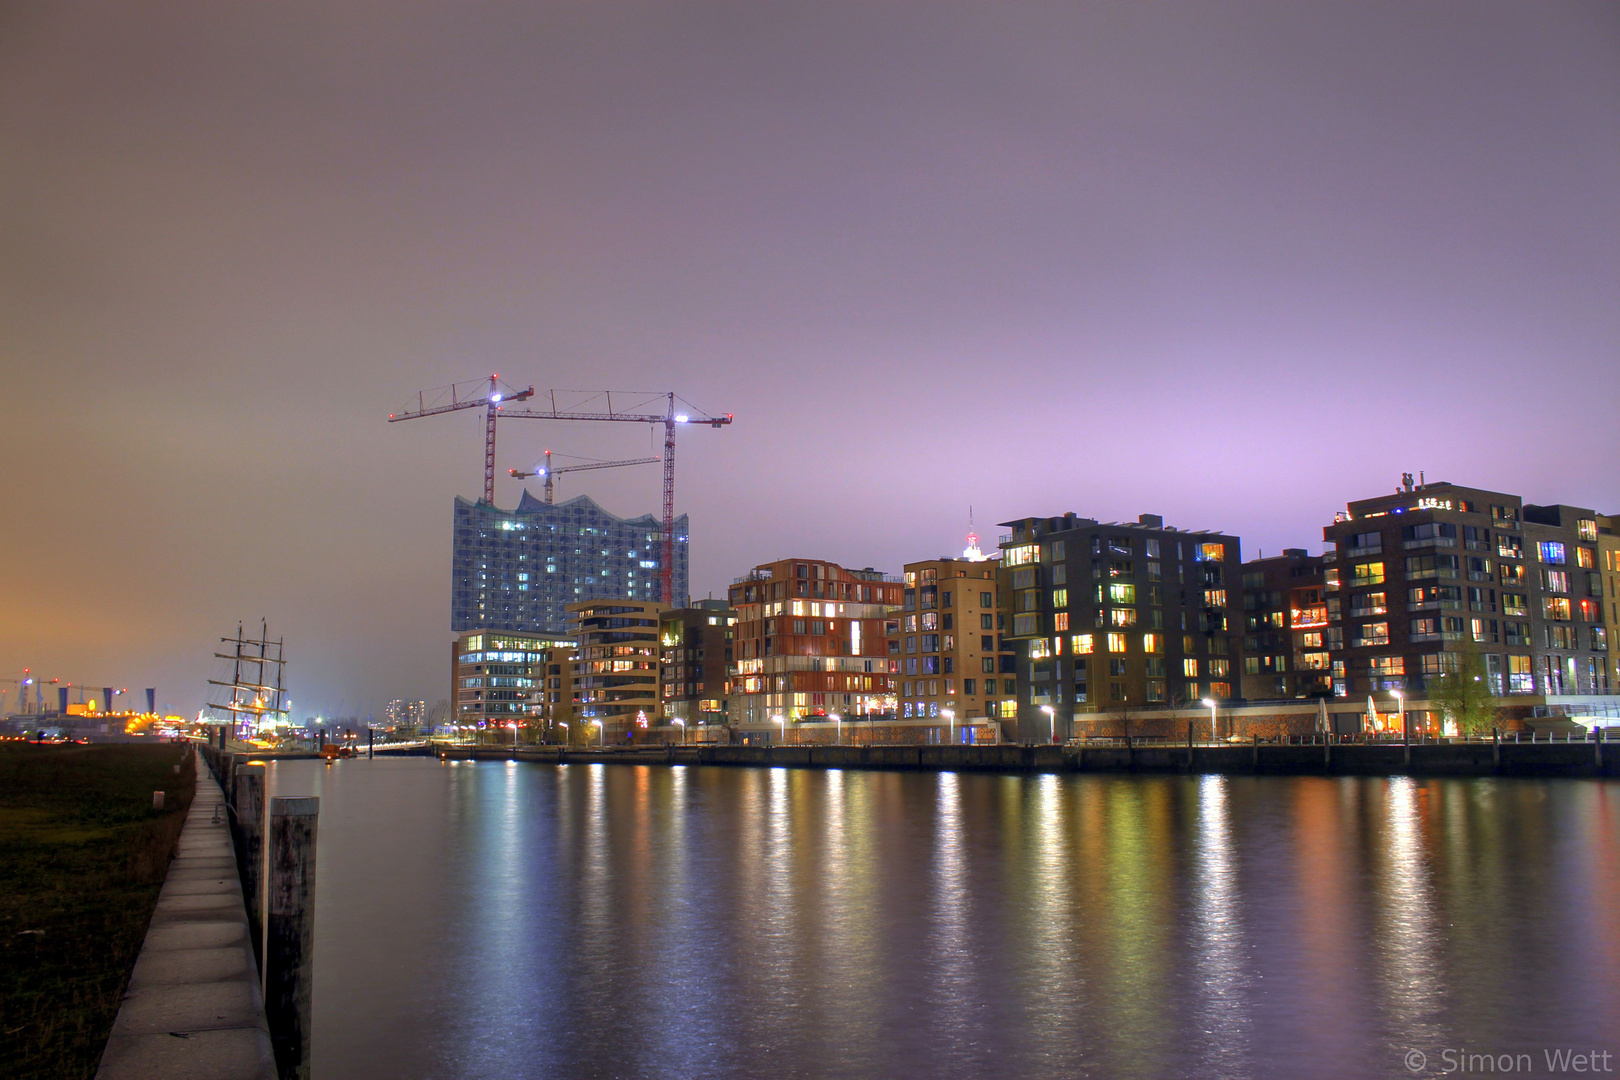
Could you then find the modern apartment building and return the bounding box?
[451,492,689,635]
[896,555,1016,726]
[1321,479,1609,699]
[451,629,574,731]
[569,598,666,741]
[661,600,736,728]
[728,558,902,725]
[1239,549,1331,701]
[1599,514,1620,692]
[998,512,1244,742]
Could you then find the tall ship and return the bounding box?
[205,619,289,739]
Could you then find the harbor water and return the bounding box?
[262,758,1620,1079]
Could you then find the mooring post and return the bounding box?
[1403,710,1411,771]
[267,796,319,1080]
[1493,727,1501,771]
[1596,725,1604,770]
[234,763,267,970]
[1251,732,1259,771]
[368,727,374,759]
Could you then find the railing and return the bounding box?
[1402,537,1457,550]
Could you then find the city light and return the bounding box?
[1040,704,1055,745]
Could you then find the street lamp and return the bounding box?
[1202,697,1218,742]
[592,719,604,747]
[829,713,842,746]
[557,721,568,746]
[1040,704,1056,745]
[942,708,955,745]
[673,717,686,746]
[771,714,786,746]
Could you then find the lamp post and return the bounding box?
[771,714,786,746]
[829,713,841,746]
[673,717,686,746]
[1040,704,1056,745]
[592,719,604,747]
[942,708,955,746]
[1202,697,1218,742]
[557,721,568,747]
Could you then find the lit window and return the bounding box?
[1051,588,1068,608]
[1029,638,1052,659]
[1054,612,1070,632]
[1352,562,1386,586]
[1108,582,1136,605]
[1107,633,1127,653]
[1538,541,1566,565]
[1005,544,1039,567]
[1183,658,1199,677]
[1196,543,1225,563]
[1142,633,1162,653]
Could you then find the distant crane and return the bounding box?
[388,375,535,505]
[509,450,661,505]
[394,384,732,605]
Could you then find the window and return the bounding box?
[1053,613,1070,632]
[1208,659,1229,677]
[1108,658,1127,677]
[1107,633,1127,653]
[1543,598,1571,621]
[1497,534,1522,559]
[1204,589,1227,608]
[1405,554,1459,579]
[1110,608,1137,628]
[1196,543,1225,562]
[1358,622,1391,646]
[1012,613,1039,636]
[1183,658,1199,677]
[1347,531,1382,554]
[1370,656,1405,676]
[1352,561,1386,586]
[1051,588,1068,608]
[905,635,917,653]
[1546,625,1574,650]
[1142,633,1162,653]
[963,678,975,696]
[1108,582,1136,605]
[1351,592,1388,616]
[1072,634,1095,654]
[922,634,940,653]
[1543,570,1569,594]
[1508,654,1533,693]
[981,634,994,650]
[1578,599,1600,623]
[1538,541,1566,564]
[981,657,995,673]
[1500,563,1525,586]
[1502,593,1528,616]
[1005,544,1039,567]
[1578,519,1598,542]
[1576,547,1595,569]
[1028,638,1051,659]
[1594,627,1608,650]
[921,612,939,631]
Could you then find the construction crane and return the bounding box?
[500,391,732,606]
[509,450,661,505]
[388,375,536,505]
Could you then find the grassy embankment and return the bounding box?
[0,742,196,1080]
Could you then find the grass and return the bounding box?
[0,742,196,1080]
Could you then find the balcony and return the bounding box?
[1344,546,1382,558]
[1402,537,1457,550]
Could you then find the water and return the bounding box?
[261,759,1620,1079]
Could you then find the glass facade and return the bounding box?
[452,492,689,634]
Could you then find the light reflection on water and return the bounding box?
[262,760,1620,1080]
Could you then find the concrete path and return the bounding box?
[96,750,276,1080]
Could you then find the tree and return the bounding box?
[1429,637,1499,736]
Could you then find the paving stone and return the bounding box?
[97,1027,275,1080]
[128,946,255,989]
[112,981,262,1037]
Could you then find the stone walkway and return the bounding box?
[96,750,276,1080]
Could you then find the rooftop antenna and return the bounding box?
[962,506,986,561]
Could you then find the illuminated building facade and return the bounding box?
[1322,479,1610,700]
[727,558,902,726]
[660,600,736,728]
[451,629,573,731]
[998,512,1244,742]
[1599,515,1620,693]
[1239,549,1331,700]
[451,492,688,635]
[569,599,666,740]
[896,554,1015,726]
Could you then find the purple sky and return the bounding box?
[2,2,1616,718]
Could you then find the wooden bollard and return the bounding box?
[267,796,319,1080]
[152,791,165,811]
[234,764,267,970]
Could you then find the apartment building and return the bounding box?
[998,512,1244,742]
[896,555,1016,727]
[451,629,573,732]
[1599,515,1620,692]
[661,599,736,729]
[569,598,666,741]
[728,558,902,726]
[1321,478,1609,699]
[1239,549,1331,700]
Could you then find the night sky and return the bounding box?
[2,2,1616,718]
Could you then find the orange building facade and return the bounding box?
[728,558,903,726]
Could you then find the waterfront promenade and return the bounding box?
[429,734,1618,778]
